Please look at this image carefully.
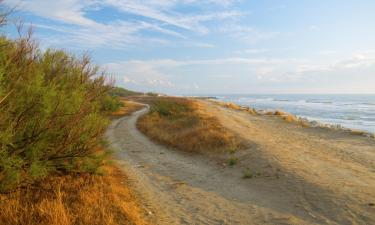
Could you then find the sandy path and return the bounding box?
[106,102,375,225]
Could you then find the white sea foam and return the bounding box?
[217,94,375,133]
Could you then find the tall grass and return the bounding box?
[0,165,149,225]
[137,97,247,153]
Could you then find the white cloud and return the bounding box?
[104,53,375,93]
[105,61,175,89]
[318,50,337,55]
[5,0,245,49]
[6,0,99,26]
[234,48,269,54]
[333,53,375,69]
[219,25,280,44]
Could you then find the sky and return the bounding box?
[3,0,375,94]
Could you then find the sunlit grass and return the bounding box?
[136,97,247,153]
[0,165,149,225]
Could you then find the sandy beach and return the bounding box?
[107,99,375,225]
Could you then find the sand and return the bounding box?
[106,100,375,225]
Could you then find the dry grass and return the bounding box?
[225,102,242,110]
[137,97,247,153]
[0,166,149,225]
[211,101,258,115]
[350,130,367,136]
[272,110,310,126]
[111,100,145,118]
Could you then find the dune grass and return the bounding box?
[111,100,145,118]
[137,97,247,153]
[0,165,149,225]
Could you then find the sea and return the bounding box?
[210,94,375,133]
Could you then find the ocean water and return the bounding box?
[215,94,375,133]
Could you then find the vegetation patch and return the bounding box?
[0,33,120,191]
[0,165,149,225]
[227,157,238,166]
[108,87,142,98]
[0,8,148,225]
[242,168,253,179]
[137,97,247,153]
[111,100,145,118]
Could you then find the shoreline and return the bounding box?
[112,97,375,224]
[204,98,375,139]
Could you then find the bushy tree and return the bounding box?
[0,27,116,191]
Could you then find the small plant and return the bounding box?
[228,147,237,154]
[242,168,253,179]
[228,157,238,166]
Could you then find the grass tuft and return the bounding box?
[242,168,254,179]
[228,157,238,166]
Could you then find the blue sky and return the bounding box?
[3,0,375,94]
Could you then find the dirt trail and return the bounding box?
[106,102,375,225]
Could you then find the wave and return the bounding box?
[274,99,290,102]
[217,94,375,133]
[306,100,333,104]
[254,98,274,102]
[360,102,375,106]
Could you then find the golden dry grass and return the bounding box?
[0,166,149,225]
[350,130,367,136]
[212,101,258,115]
[275,111,314,128]
[111,100,145,118]
[136,97,247,153]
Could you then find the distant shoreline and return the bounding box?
[203,98,375,139]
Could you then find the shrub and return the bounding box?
[227,157,238,166]
[242,168,253,179]
[0,31,114,191]
[108,87,141,97]
[101,95,123,113]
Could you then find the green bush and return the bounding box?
[150,99,192,118]
[0,32,114,191]
[101,95,123,112]
[108,87,140,97]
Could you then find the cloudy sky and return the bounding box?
[4,0,375,94]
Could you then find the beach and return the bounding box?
[107,98,375,225]
[212,94,375,133]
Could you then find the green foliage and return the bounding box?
[108,87,140,97]
[150,99,193,118]
[146,92,159,97]
[101,95,123,112]
[227,157,238,166]
[29,161,49,179]
[0,33,114,191]
[79,150,112,175]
